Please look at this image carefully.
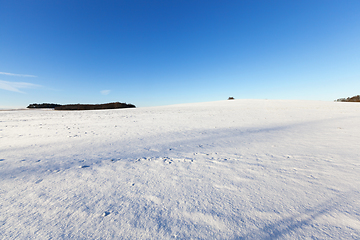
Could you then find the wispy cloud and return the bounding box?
[101,90,111,95]
[0,80,41,93]
[0,72,37,77]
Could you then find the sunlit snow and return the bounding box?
[1,100,359,239]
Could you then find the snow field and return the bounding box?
[0,100,360,239]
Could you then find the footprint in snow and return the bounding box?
[35,179,43,184]
[79,165,90,168]
[163,158,173,164]
[102,211,110,217]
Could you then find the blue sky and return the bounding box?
[1,0,359,108]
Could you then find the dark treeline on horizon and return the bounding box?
[27,103,62,108]
[335,95,360,102]
[27,102,136,110]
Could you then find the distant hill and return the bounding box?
[335,95,360,102]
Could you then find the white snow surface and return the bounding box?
[1,99,360,239]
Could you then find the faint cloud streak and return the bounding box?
[0,72,37,77]
[0,80,41,93]
[101,90,111,95]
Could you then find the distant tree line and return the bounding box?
[27,103,62,108]
[55,102,136,110]
[27,102,136,110]
[335,95,360,102]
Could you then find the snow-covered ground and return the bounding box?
[1,99,359,239]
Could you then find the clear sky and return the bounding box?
[1,0,359,108]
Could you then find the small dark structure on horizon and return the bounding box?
[228,97,235,100]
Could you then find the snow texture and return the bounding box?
[1,100,360,239]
